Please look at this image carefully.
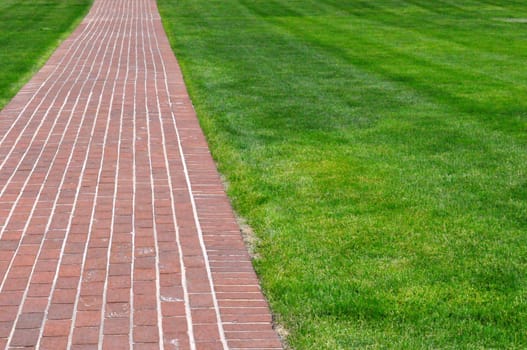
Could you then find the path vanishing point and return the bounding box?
[0,0,283,348]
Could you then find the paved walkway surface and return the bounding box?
[0,0,282,348]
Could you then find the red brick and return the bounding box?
[133,325,159,343]
[72,326,99,345]
[47,303,74,320]
[133,310,157,326]
[43,319,72,337]
[27,283,52,297]
[10,328,39,347]
[228,339,283,348]
[106,288,130,303]
[134,343,160,350]
[31,270,56,284]
[191,308,218,325]
[196,341,224,350]
[103,335,129,350]
[133,294,157,311]
[22,297,48,313]
[0,321,13,337]
[193,324,222,342]
[0,291,23,306]
[0,306,18,322]
[16,312,44,329]
[75,310,101,327]
[78,295,103,311]
[52,288,78,304]
[56,276,79,289]
[39,336,69,349]
[3,278,28,291]
[103,317,129,335]
[105,303,130,318]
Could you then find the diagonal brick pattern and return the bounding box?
[0,0,283,348]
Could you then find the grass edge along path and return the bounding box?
[158,0,527,349]
[0,0,94,111]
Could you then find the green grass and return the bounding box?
[157,1,527,348]
[0,0,93,110]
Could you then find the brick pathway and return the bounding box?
[0,0,283,348]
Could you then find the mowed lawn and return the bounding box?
[0,0,92,110]
[158,0,527,348]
